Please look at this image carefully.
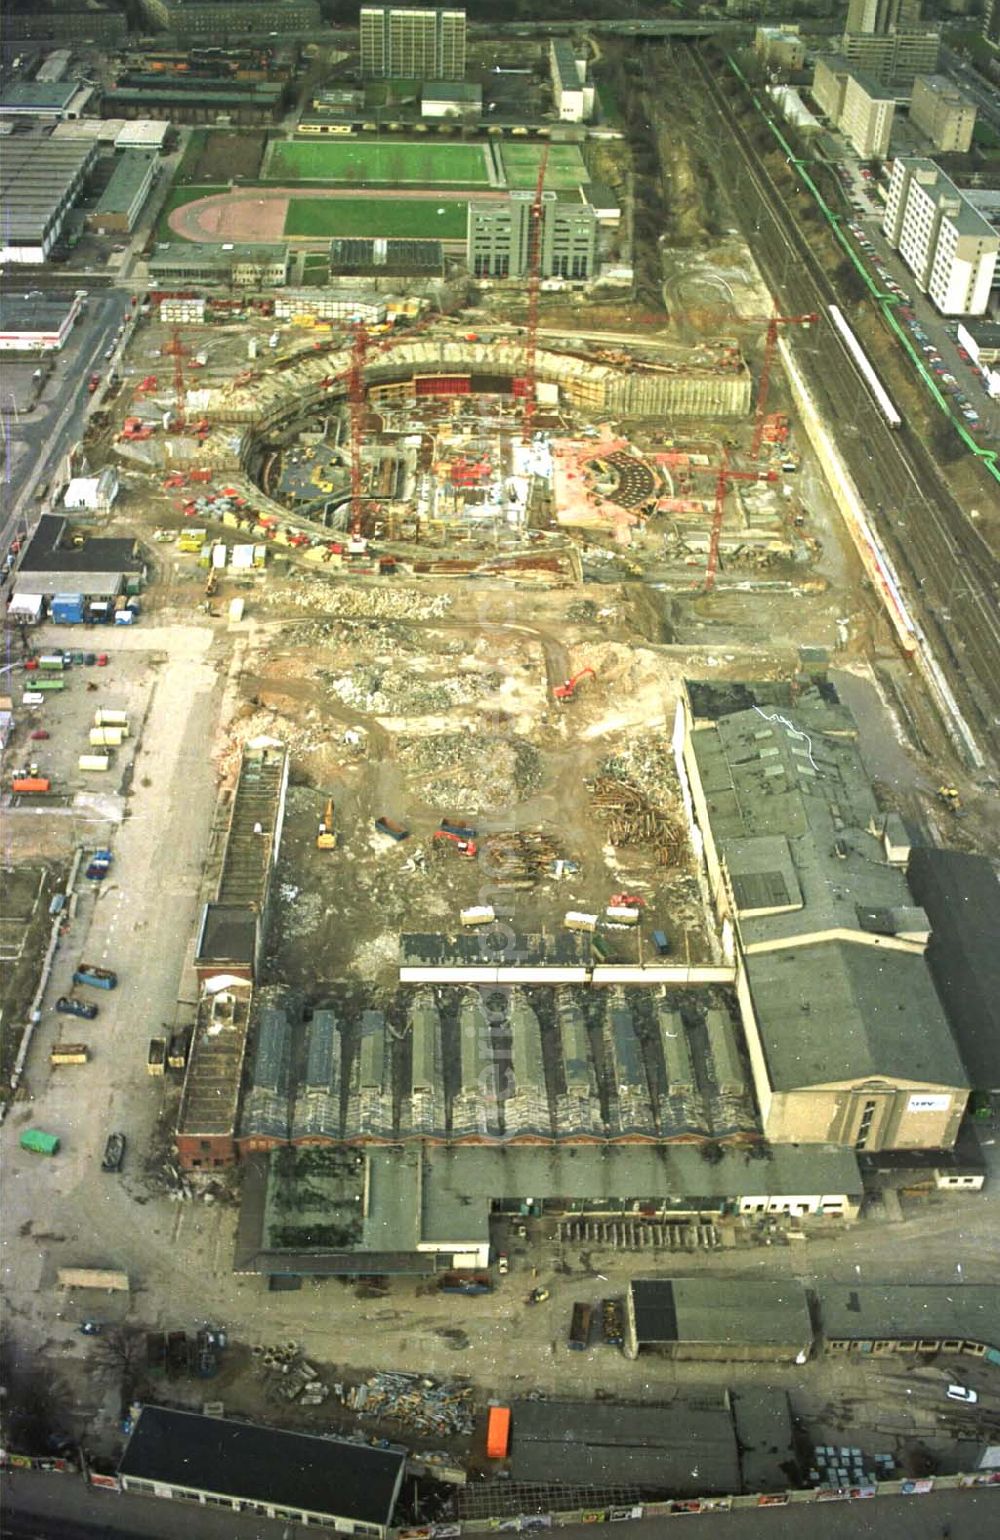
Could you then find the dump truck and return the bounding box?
[147,1038,166,1076]
[569,1301,592,1350]
[73,964,117,990]
[20,1129,60,1156]
[50,1043,89,1066]
[167,1028,191,1070]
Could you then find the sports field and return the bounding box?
[499,142,590,191]
[263,139,492,186]
[283,197,469,239]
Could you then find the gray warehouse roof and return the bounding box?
[818,1284,1000,1349]
[510,1396,740,1493]
[0,138,94,243]
[747,939,967,1091]
[630,1278,812,1349]
[93,149,155,217]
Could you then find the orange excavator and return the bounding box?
[553,667,596,703]
[433,829,478,858]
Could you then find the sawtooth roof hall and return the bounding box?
[676,680,967,1153]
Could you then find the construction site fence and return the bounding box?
[415,1472,1000,1533]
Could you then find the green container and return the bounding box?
[35,677,66,692]
[20,1129,60,1156]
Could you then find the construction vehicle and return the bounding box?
[73,964,117,990]
[937,786,966,816]
[569,1301,593,1350]
[610,893,646,909]
[440,819,477,841]
[316,797,335,850]
[526,1286,550,1305]
[553,667,595,703]
[439,1271,492,1295]
[433,829,478,858]
[118,416,153,442]
[85,848,113,881]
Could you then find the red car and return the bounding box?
[30,729,50,740]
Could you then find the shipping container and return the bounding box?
[35,677,65,692]
[78,754,110,772]
[52,594,85,624]
[486,1405,511,1459]
[565,911,598,933]
[12,777,51,793]
[90,727,124,747]
[569,1301,592,1350]
[147,1037,166,1076]
[50,1043,89,1065]
[94,709,128,727]
[38,654,66,672]
[57,1267,129,1291]
[20,1129,60,1156]
[22,692,45,706]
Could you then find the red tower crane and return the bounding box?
[751,311,818,459]
[346,321,369,541]
[161,325,187,432]
[690,451,778,591]
[518,144,550,442]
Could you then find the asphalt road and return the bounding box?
[2,1471,998,1540]
[1,292,125,565]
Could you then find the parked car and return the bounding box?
[79,1320,103,1336]
[497,1252,510,1275]
[56,996,98,1020]
[29,729,50,740]
[946,1384,978,1403]
[101,1132,126,1173]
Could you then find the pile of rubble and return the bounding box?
[250,1342,330,1407]
[398,731,543,813]
[600,734,674,803]
[345,1370,474,1437]
[589,776,682,865]
[480,830,562,885]
[325,664,499,716]
[260,579,453,622]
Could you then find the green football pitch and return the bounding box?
[498,142,589,191]
[264,139,492,186]
[283,198,469,239]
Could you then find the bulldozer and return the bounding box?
[316,797,335,850]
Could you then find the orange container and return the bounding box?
[486,1405,511,1459]
[12,777,51,793]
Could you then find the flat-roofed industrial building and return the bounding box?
[118,1406,404,1533]
[0,138,96,263]
[625,1278,814,1362]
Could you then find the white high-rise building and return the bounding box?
[883,158,998,315]
[360,6,466,81]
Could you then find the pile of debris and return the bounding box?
[345,1370,474,1437]
[480,830,562,886]
[250,1342,330,1407]
[261,579,453,622]
[325,664,499,717]
[600,735,674,803]
[399,732,542,813]
[589,776,682,865]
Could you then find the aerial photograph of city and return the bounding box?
[1,1,999,1536]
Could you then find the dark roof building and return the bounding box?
[329,237,444,278]
[510,1396,740,1494]
[907,847,1000,1095]
[626,1278,813,1362]
[13,514,144,604]
[818,1283,1000,1356]
[118,1405,404,1534]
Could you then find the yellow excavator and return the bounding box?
[316,797,335,850]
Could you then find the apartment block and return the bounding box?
[360,6,466,81]
[841,29,940,85]
[841,71,895,158]
[910,73,977,153]
[549,39,594,123]
[812,55,850,122]
[467,192,597,282]
[846,0,922,32]
[754,25,806,73]
[883,158,998,315]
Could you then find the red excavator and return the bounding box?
[553,667,596,703]
[433,829,478,858]
[609,893,646,909]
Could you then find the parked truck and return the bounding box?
[73,964,117,990]
[374,816,409,842]
[569,1301,592,1350]
[147,1037,167,1076]
[85,848,113,880]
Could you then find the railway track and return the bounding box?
[677,40,1000,766]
